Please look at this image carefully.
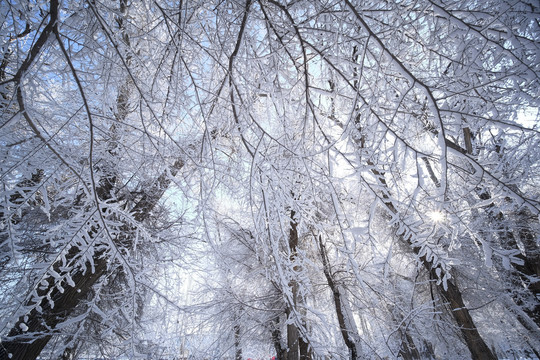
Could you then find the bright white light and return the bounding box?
[428,210,445,223]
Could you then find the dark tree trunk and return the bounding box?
[0,156,183,360]
[365,164,496,360]
[234,323,242,360]
[286,209,303,360]
[299,334,311,360]
[286,306,299,360]
[345,17,495,356]
[397,331,422,360]
[0,252,107,360]
[428,99,539,331]
[272,315,288,360]
[1,0,187,353]
[318,235,360,360]
[424,266,497,360]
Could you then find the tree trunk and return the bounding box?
[387,303,422,360]
[299,337,311,360]
[345,21,495,357]
[234,323,242,360]
[366,165,496,360]
[425,266,496,360]
[286,209,303,360]
[286,305,300,360]
[0,157,184,360]
[272,315,288,360]
[425,133,538,347]
[0,252,107,360]
[397,330,422,360]
[318,235,361,360]
[428,106,540,330]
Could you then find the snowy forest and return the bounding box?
[0,0,539,359]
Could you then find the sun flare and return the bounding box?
[428,210,445,223]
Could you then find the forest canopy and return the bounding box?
[0,0,539,359]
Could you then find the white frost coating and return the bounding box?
[432,4,445,18]
[384,244,392,279]
[442,273,449,291]
[49,269,61,280]
[502,256,510,270]
[481,240,493,268]
[65,273,76,288]
[349,227,367,236]
[19,323,28,332]
[338,285,362,353]
[92,304,107,319]
[40,185,51,220]
[56,312,88,329]
[47,293,54,309]
[436,123,447,200]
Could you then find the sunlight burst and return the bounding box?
[428,210,445,223]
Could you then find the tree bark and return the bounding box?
[234,323,242,360]
[0,159,184,360]
[318,235,361,360]
[286,305,300,360]
[397,330,422,360]
[0,252,108,360]
[272,315,288,360]
[427,105,540,329]
[425,266,496,360]
[0,0,187,355]
[366,165,496,360]
[286,209,304,360]
[299,335,311,360]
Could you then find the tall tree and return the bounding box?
[1,0,194,358]
[1,0,539,359]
